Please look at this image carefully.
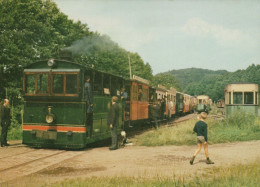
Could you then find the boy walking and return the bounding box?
[190,112,214,165]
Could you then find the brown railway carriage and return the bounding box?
[190,96,198,112]
[124,75,150,124]
[183,94,191,113]
[156,85,167,117]
[167,87,177,117]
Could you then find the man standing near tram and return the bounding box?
[1,99,11,147]
[84,75,93,137]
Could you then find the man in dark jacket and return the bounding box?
[84,75,93,137]
[108,96,119,150]
[151,100,160,129]
[190,112,214,165]
[1,99,11,147]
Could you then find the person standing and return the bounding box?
[120,87,128,120]
[160,97,166,120]
[1,99,11,147]
[108,96,119,150]
[151,100,160,129]
[190,112,214,165]
[84,75,93,137]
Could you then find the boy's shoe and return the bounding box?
[109,146,118,151]
[206,159,214,164]
[190,156,195,165]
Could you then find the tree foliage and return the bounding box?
[67,34,153,80]
[152,73,182,91]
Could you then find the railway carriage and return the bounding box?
[176,92,184,115]
[183,94,191,114]
[196,95,211,113]
[124,75,150,126]
[217,99,225,108]
[190,96,198,112]
[166,87,177,117]
[22,59,124,149]
[224,83,259,117]
[155,85,167,118]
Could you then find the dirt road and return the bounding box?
[1,139,260,186]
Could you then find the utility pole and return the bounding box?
[128,54,132,79]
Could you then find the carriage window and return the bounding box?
[132,85,138,101]
[25,74,36,94]
[199,99,202,104]
[233,92,242,104]
[143,88,148,102]
[66,74,77,94]
[138,85,143,101]
[53,74,64,94]
[93,72,102,95]
[244,92,253,104]
[37,74,48,94]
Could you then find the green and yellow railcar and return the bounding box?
[22,59,124,149]
[196,95,211,113]
[225,83,259,117]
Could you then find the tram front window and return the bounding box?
[66,74,77,94]
[25,75,35,94]
[25,73,49,94]
[37,74,48,94]
[53,73,78,94]
[244,92,253,104]
[53,74,64,94]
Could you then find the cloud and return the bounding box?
[81,16,161,52]
[180,18,251,47]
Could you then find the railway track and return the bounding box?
[0,148,85,184]
[0,149,38,160]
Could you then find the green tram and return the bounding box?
[196,95,211,114]
[22,59,124,149]
[224,83,259,117]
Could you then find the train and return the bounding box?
[224,83,259,117]
[195,95,211,114]
[22,56,206,149]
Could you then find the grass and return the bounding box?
[135,111,260,146]
[0,125,22,141]
[49,160,260,187]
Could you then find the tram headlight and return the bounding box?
[46,114,54,124]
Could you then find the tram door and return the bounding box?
[130,82,138,121]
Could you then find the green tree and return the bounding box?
[67,34,153,80]
[0,0,91,102]
[152,73,182,91]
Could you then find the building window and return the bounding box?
[244,92,253,104]
[233,92,242,104]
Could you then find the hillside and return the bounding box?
[158,65,260,102]
[166,68,228,91]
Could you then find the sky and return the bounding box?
[53,0,260,74]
